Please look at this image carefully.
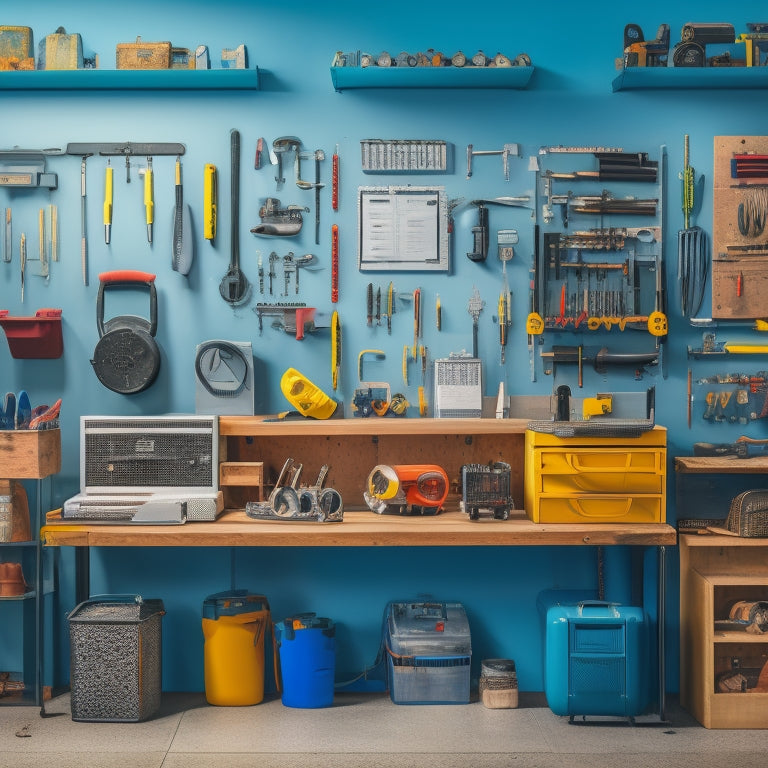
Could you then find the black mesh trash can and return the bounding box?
[68,595,164,722]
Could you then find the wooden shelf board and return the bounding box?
[219,416,530,437]
[42,508,676,548]
[675,455,768,474]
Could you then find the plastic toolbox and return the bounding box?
[385,600,471,705]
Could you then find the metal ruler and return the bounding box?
[361,139,452,173]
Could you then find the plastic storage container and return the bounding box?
[385,600,471,705]
[274,613,335,708]
[202,590,270,706]
[68,595,164,722]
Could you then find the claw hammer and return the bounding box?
[466,143,520,180]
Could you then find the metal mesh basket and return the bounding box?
[68,596,164,722]
[726,491,768,538]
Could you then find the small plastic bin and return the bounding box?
[274,613,335,708]
[385,600,471,704]
[68,595,164,722]
[202,590,270,706]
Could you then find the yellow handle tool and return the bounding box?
[204,163,217,241]
[144,157,154,243]
[331,310,341,390]
[103,161,113,245]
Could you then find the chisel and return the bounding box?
[103,160,113,245]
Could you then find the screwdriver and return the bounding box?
[103,160,113,245]
[144,157,154,243]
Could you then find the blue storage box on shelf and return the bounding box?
[385,600,471,705]
[543,599,648,720]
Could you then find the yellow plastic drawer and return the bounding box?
[528,494,664,524]
[532,448,664,494]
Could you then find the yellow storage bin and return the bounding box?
[524,427,666,524]
[202,591,270,706]
[532,448,664,494]
[535,494,663,524]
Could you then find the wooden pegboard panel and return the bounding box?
[713,136,768,319]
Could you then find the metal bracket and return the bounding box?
[466,143,520,180]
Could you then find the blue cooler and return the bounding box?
[274,613,335,708]
[544,600,648,719]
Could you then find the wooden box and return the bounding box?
[116,39,171,69]
[0,429,61,479]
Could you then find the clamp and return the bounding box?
[466,143,520,180]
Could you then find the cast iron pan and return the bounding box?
[91,269,160,394]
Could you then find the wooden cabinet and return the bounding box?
[680,534,768,728]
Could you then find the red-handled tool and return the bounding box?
[331,223,339,302]
[332,144,339,211]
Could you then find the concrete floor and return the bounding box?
[1,691,767,768]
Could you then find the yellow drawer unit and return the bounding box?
[524,427,666,524]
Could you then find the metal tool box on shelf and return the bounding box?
[385,600,471,705]
[68,595,165,722]
[524,426,667,524]
[543,600,648,720]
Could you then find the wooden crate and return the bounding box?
[0,429,61,479]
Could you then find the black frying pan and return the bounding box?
[91,269,160,394]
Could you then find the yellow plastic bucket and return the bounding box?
[202,591,270,706]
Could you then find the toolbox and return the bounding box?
[385,600,471,705]
[524,427,666,523]
[0,25,33,70]
[116,38,172,69]
[37,28,83,70]
[543,600,648,719]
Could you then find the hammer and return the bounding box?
[466,143,520,181]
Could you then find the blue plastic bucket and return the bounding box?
[274,613,335,708]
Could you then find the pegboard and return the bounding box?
[713,136,768,319]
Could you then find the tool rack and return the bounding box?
[534,145,666,340]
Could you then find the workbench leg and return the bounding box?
[75,546,90,605]
[657,544,666,722]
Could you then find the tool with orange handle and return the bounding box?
[332,144,339,211]
[331,223,339,302]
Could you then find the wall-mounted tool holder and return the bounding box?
[534,146,666,337]
[0,308,63,358]
[713,135,768,319]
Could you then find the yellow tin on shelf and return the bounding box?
[116,38,172,69]
[202,591,270,706]
[524,427,666,524]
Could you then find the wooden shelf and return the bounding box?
[0,68,260,91]
[612,66,768,92]
[675,455,768,474]
[331,65,534,91]
[219,415,529,437]
[42,508,676,548]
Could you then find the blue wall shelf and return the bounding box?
[613,66,768,91]
[331,65,534,91]
[0,68,260,91]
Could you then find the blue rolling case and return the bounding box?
[544,600,648,720]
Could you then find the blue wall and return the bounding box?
[3,1,768,698]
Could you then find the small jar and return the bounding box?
[479,658,518,709]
